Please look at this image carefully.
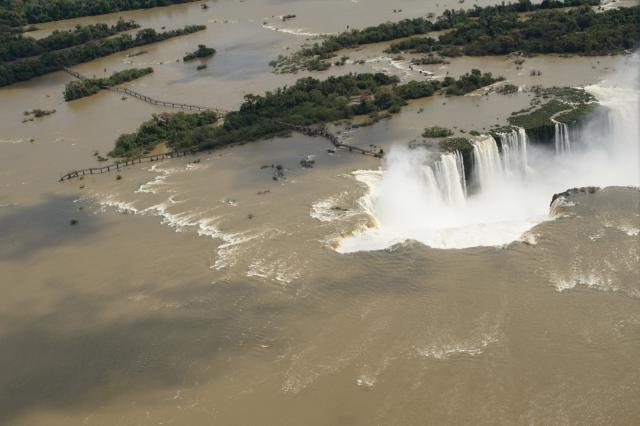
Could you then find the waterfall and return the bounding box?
[473,136,502,189]
[554,121,571,154]
[338,58,639,253]
[499,127,529,177]
[434,152,466,206]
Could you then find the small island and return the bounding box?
[183,45,216,61]
[108,70,501,158]
[63,68,154,101]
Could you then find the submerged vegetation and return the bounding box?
[22,108,56,122]
[0,0,199,25]
[0,25,205,87]
[63,67,153,101]
[110,70,501,157]
[183,44,216,61]
[270,1,635,73]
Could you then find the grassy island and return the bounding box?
[183,44,216,61]
[507,86,598,141]
[63,67,154,101]
[110,70,502,158]
[509,87,596,129]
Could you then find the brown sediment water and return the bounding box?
[1,0,639,424]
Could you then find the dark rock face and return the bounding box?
[550,187,600,207]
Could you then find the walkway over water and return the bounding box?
[59,69,383,181]
[59,149,198,182]
[63,67,228,114]
[277,122,384,158]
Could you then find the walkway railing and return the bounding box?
[63,67,228,114]
[277,121,384,158]
[59,149,197,182]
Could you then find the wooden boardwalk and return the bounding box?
[59,69,383,182]
[63,67,227,114]
[59,149,197,182]
[277,121,384,158]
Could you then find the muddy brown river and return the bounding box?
[1,0,639,424]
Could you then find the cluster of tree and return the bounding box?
[183,44,216,61]
[63,67,153,100]
[270,0,603,71]
[0,25,205,87]
[0,0,199,26]
[0,19,138,63]
[110,70,502,157]
[441,69,502,95]
[423,126,453,138]
[110,111,218,157]
[388,6,639,56]
[439,137,473,154]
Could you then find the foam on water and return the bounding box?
[310,191,356,222]
[261,23,332,38]
[246,256,302,284]
[135,165,179,194]
[416,334,498,360]
[0,138,24,144]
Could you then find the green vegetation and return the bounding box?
[0,25,205,87]
[441,69,502,95]
[22,108,56,122]
[387,5,638,57]
[63,67,153,101]
[0,19,138,62]
[0,0,200,26]
[496,84,519,95]
[110,70,501,157]
[270,0,605,72]
[531,86,596,104]
[110,111,218,158]
[183,44,216,61]
[555,102,598,124]
[509,100,571,129]
[439,137,473,154]
[509,86,597,130]
[423,126,453,138]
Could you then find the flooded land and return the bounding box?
[1,0,639,424]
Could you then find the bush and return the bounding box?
[64,67,153,101]
[183,44,216,61]
[423,126,453,138]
